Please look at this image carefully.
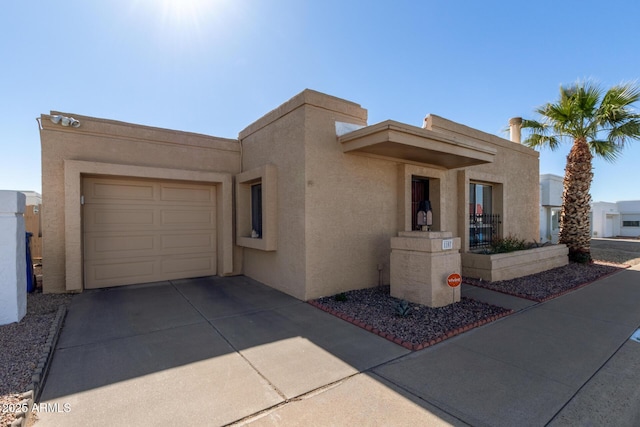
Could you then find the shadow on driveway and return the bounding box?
[37,268,640,426]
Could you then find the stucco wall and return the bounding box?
[238,94,311,300]
[425,115,540,248]
[40,114,241,293]
[239,90,540,300]
[239,90,380,300]
[540,173,563,207]
[591,202,618,237]
[40,89,542,300]
[304,103,396,299]
[617,200,640,237]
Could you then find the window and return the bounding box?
[251,183,262,237]
[411,177,429,230]
[621,214,640,227]
[236,165,277,251]
[469,183,500,249]
[551,209,560,231]
[469,183,492,217]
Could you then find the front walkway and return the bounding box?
[37,267,640,426]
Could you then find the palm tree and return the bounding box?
[522,81,640,262]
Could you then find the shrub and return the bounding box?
[490,235,528,253]
[569,249,592,264]
[334,292,348,302]
[394,300,411,317]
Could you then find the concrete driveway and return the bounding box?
[36,276,453,426]
[36,267,640,426]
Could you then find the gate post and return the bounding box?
[0,191,27,325]
[390,231,461,307]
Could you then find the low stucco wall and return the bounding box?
[461,244,568,282]
[0,191,26,325]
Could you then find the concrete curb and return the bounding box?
[307,300,513,351]
[10,305,67,427]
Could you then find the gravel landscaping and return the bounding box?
[311,256,630,350]
[464,261,625,302]
[311,288,512,350]
[0,292,73,427]
[0,241,635,425]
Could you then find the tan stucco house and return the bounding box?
[39,89,539,300]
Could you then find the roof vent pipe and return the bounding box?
[509,117,522,143]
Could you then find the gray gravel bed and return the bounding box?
[0,292,73,427]
[464,261,624,302]
[311,251,631,349]
[312,286,511,349]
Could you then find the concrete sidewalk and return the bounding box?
[36,267,640,426]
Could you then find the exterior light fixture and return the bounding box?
[50,115,80,128]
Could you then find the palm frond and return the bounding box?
[523,80,640,159]
[522,133,561,150]
[574,83,602,117]
[520,118,547,133]
[601,83,640,109]
[589,139,623,162]
[598,83,640,126]
[607,118,640,147]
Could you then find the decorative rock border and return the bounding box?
[10,305,67,427]
[308,300,513,351]
[8,391,33,427]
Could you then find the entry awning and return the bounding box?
[338,120,496,169]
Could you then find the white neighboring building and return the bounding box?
[540,173,640,239]
[540,174,563,243]
[592,200,640,238]
[20,191,41,206]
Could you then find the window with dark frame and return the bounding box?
[251,183,262,238]
[469,183,500,249]
[411,177,429,230]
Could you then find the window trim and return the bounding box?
[398,164,444,232]
[468,182,498,250]
[236,164,277,251]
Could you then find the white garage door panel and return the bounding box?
[86,208,156,229]
[83,177,217,289]
[161,186,215,202]
[93,181,155,201]
[91,234,155,255]
[87,259,156,287]
[160,209,215,228]
[160,233,214,250]
[161,255,216,275]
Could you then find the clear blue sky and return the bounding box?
[2,0,639,202]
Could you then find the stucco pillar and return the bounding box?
[0,190,27,325]
[390,231,461,308]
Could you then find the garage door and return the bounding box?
[83,176,217,289]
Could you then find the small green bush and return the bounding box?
[334,292,348,302]
[490,235,528,253]
[569,249,592,264]
[395,300,411,317]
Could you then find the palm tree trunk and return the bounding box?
[559,137,593,261]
